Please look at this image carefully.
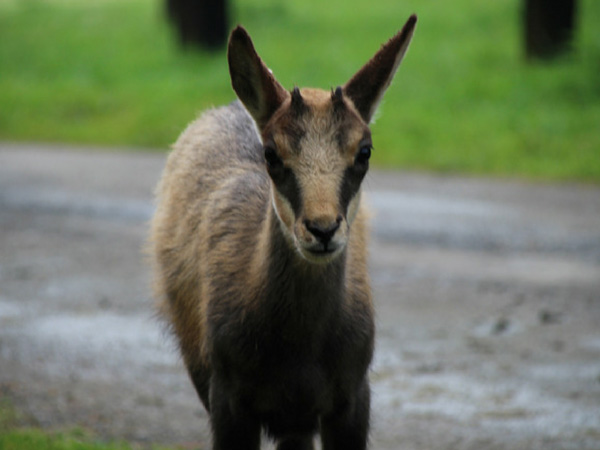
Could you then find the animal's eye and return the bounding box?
[355,144,372,166]
[264,146,283,169]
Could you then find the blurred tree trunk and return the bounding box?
[166,0,229,50]
[524,0,577,60]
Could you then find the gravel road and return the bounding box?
[1,143,599,449]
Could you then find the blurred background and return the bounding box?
[0,0,598,181]
[1,1,600,450]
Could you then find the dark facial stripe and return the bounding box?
[281,122,306,154]
[263,111,307,155]
[339,164,368,215]
[334,127,348,152]
[268,165,303,216]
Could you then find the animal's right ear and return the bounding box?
[228,26,288,130]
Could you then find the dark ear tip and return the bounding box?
[229,25,251,45]
[406,14,418,30]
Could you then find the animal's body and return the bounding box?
[149,16,416,450]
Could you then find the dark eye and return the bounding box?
[355,144,372,166]
[264,146,283,169]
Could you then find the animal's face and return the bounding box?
[227,16,417,263]
[262,88,371,263]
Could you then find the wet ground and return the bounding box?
[1,143,599,449]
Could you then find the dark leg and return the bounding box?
[321,380,370,450]
[209,377,261,450]
[277,436,315,450]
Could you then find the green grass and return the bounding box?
[0,400,167,450]
[0,429,139,450]
[1,0,599,181]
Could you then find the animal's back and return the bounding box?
[150,100,269,373]
[158,100,265,206]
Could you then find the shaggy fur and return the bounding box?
[149,15,416,450]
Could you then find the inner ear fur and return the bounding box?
[228,26,289,130]
[343,14,417,124]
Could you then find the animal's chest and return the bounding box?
[212,270,343,369]
[250,362,331,410]
[236,354,335,437]
[215,302,341,405]
[233,310,338,383]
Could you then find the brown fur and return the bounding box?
[149,16,416,450]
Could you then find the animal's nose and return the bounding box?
[304,216,342,245]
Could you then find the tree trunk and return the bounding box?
[524,0,576,60]
[166,0,228,51]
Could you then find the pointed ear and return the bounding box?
[228,26,288,130]
[343,14,417,123]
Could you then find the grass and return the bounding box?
[0,429,139,450]
[0,0,599,181]
[0,400,160,450]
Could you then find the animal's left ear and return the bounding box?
[343,14,417,123]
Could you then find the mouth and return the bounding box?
[308,248,336,256]
[308,240,339,254]
[300,242,343,263]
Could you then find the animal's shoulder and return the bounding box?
[174,100,264,170]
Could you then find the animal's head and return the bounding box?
[228,16,417,263]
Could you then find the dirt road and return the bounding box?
[1,143,599,449]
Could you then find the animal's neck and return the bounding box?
[251,205,347,318]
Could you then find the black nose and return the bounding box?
[304,217,341,245]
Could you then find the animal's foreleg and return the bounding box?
[209,377,261,450]
[320,379,370,450]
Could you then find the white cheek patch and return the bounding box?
[272,189,297,245]
[346,190,362,225]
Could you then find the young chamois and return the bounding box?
[149,15,417,450]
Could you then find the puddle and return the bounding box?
[2,311,177,381]
[371,337,600,446]
[0,187,154,222]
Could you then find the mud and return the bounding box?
[1,143,599,449]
